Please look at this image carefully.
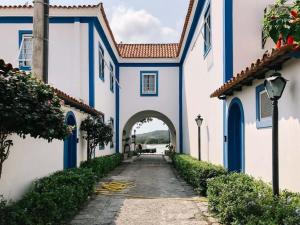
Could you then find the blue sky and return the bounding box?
[3,0,188,44]
[2,0,186,133]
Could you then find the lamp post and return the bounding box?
[264,72,287,196]
[195,115,204,161]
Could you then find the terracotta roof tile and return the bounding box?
[0,59,103,117]
[118,43,179,58]
[210,45,300,99]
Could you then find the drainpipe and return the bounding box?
[32,0,49,83]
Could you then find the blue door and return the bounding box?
[227,98,244,172]
[64,112,77,169]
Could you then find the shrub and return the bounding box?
[172,154,227,196]
[80,153,122,180]
[207,173,300,225]
[1,154,122,225]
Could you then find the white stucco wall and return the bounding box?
[226,58,300,192]
[232,0,275,75]
[182,0,224,165]
[119,66,180,151]
[0,106,89,200]
[93,26,116,156]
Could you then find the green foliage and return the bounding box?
[80,116,113,160]
[0,154,122,225]
[80,153,122,180]
[263,0,300,44]
[0,68,69,142]
[207,173,300,225]
[172,154,227,196]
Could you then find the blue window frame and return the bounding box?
[140,71,158,96]
[110,117,114,148]
[18,30,33,71]
[256,84,272,128]
[203,4,211,57]
[98,42,104,81]
[110,63,114,93]
[99,114,105,150]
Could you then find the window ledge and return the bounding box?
[19,66,31,71]
[256,119,272,129]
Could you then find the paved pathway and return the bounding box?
[71,155,220,225]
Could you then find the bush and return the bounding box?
[1,154,122,225]
[80,153,122,180]
[172,154,227,196]
[207,173,300,225]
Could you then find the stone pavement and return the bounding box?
[71,155,221,225]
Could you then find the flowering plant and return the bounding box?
[263,0,300,48]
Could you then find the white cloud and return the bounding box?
[110,6,179,43]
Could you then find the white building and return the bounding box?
[0,0,300,199]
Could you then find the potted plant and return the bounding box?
[263,0,300,48]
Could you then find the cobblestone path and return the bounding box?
[71,155,220,225]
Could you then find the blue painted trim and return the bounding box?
[179,66,183,153]
[115,66,120,153]
[224,0,233,82]
[256,84,272,129]
[226,97,245,172]
[223,0,233,168]
[119,63,180,67]
[18,30,32,71]
[180,0,206,64]
[88,21,95,108]
[140,71,159,97]
[110,62,114,93]
[98,42,105,81]
[64,111,77,169]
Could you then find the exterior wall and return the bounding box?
[182,0,224,165]
[232,0,274,75]
[93,26,116,156]
[119,66,180,151]
[226,59,300,192]
[0,106,89,200]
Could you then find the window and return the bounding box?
[203,5,211,56]
[256,84,272,128]
[110,63,114,93]
[98,43,104,81]
[140,71,158,96]
[110,118,114,148]
[99,115,105,150]
[18,30,33,70]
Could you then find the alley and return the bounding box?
[71,155,220,225]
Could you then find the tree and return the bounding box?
[80,116,113,161]
[0,60,71,179]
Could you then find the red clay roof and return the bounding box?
[210,45,300,99]
[0,4,100,9]
[118,43,179,58]
[0,59,103,117]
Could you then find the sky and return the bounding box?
[2,0,187,133]
[2,0,189,43]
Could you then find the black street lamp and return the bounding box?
[195,115,204,161]
[264,72,287,196]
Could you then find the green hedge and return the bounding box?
[0,153,122,225]
[80,153,122,180]
[172,154,227,196]
[207,173,300,225]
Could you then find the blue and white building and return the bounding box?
[0,0,300,199]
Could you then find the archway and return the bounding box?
[64,111,77,169]
[227,98,244,172]
[122,110,177,154]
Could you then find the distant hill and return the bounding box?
[135,130,170,144]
